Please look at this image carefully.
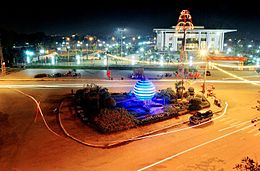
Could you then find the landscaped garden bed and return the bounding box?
[73,80,210,133]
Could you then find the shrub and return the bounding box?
[188,97,202,111]
[94,108,138,133]
[34,73,49,78]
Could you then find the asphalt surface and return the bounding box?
[0,69,260,170]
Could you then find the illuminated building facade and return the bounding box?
[154,26,236,52]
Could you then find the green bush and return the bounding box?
[94,108,138,133]
[188,97,202,111]
[34,73,49,78]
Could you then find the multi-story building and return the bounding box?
[154,26,236,52]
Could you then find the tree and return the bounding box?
[233,156,260,171]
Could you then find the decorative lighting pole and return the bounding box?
[176,10,194,81]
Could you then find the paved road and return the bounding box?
[0,70,260,170]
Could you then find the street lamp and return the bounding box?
[200,49,208,94]
[25,50,34,64]
[66,46,70,65]
[117,28,127,56]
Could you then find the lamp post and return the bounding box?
[117,28,126,56]
[25,50,34,64]
[86,43,89,60]
[200,49,208,94]
[66,46,70,65]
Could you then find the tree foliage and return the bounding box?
[233,156,260,171]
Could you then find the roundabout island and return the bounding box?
[58,79,224,147]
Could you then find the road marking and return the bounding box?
[137,123,254,171]
[8,87,62,138]
[218,121,250,132]
[223,119,236,124]
[229,121,241,126]
[253,131,260,136]
[246,128,257,133]
[218,117,229,121]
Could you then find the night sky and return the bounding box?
[1,0,259,37]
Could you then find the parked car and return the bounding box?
[49,72,63,78]
[189,110,213,125]
[34,73,49,78]
[64,70,81,77]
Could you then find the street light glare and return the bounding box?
[200,49,207,57]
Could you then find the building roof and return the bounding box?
[154,26,236,33]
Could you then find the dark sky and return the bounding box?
[1,0,259,37]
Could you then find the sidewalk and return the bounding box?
[58,96,224,148]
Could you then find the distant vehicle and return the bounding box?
[49,70,81,78]
[64,70,81,77]
[128,67,145,79]
[189,110,213,125]
[34,73,49,78]
[49,73,63,78]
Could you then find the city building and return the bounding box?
[154,26,236,52]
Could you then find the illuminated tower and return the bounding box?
[176,10,194,79]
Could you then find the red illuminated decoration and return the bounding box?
[176,10,194,98]
[176,10,194,32]
[176,10,194,79]
[207,56,247,62]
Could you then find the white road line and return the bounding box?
[229,121,241,126]
[218,121,250,132]
[137,123,255,171]
[246,128,256,134]
[253,131,260,136]
[223,119,236,124]
[218,117,229,121]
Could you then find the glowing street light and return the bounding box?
[51,56,55,65]
[76,54,80,65]
[39,49,45,54]
[25,50,34,64]
[189,56,193,66]
[160,56,164,66]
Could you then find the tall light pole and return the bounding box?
[117,28,126,57]
[176,10,194,98]
[200,49,208,94]
[66,46,70,65]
